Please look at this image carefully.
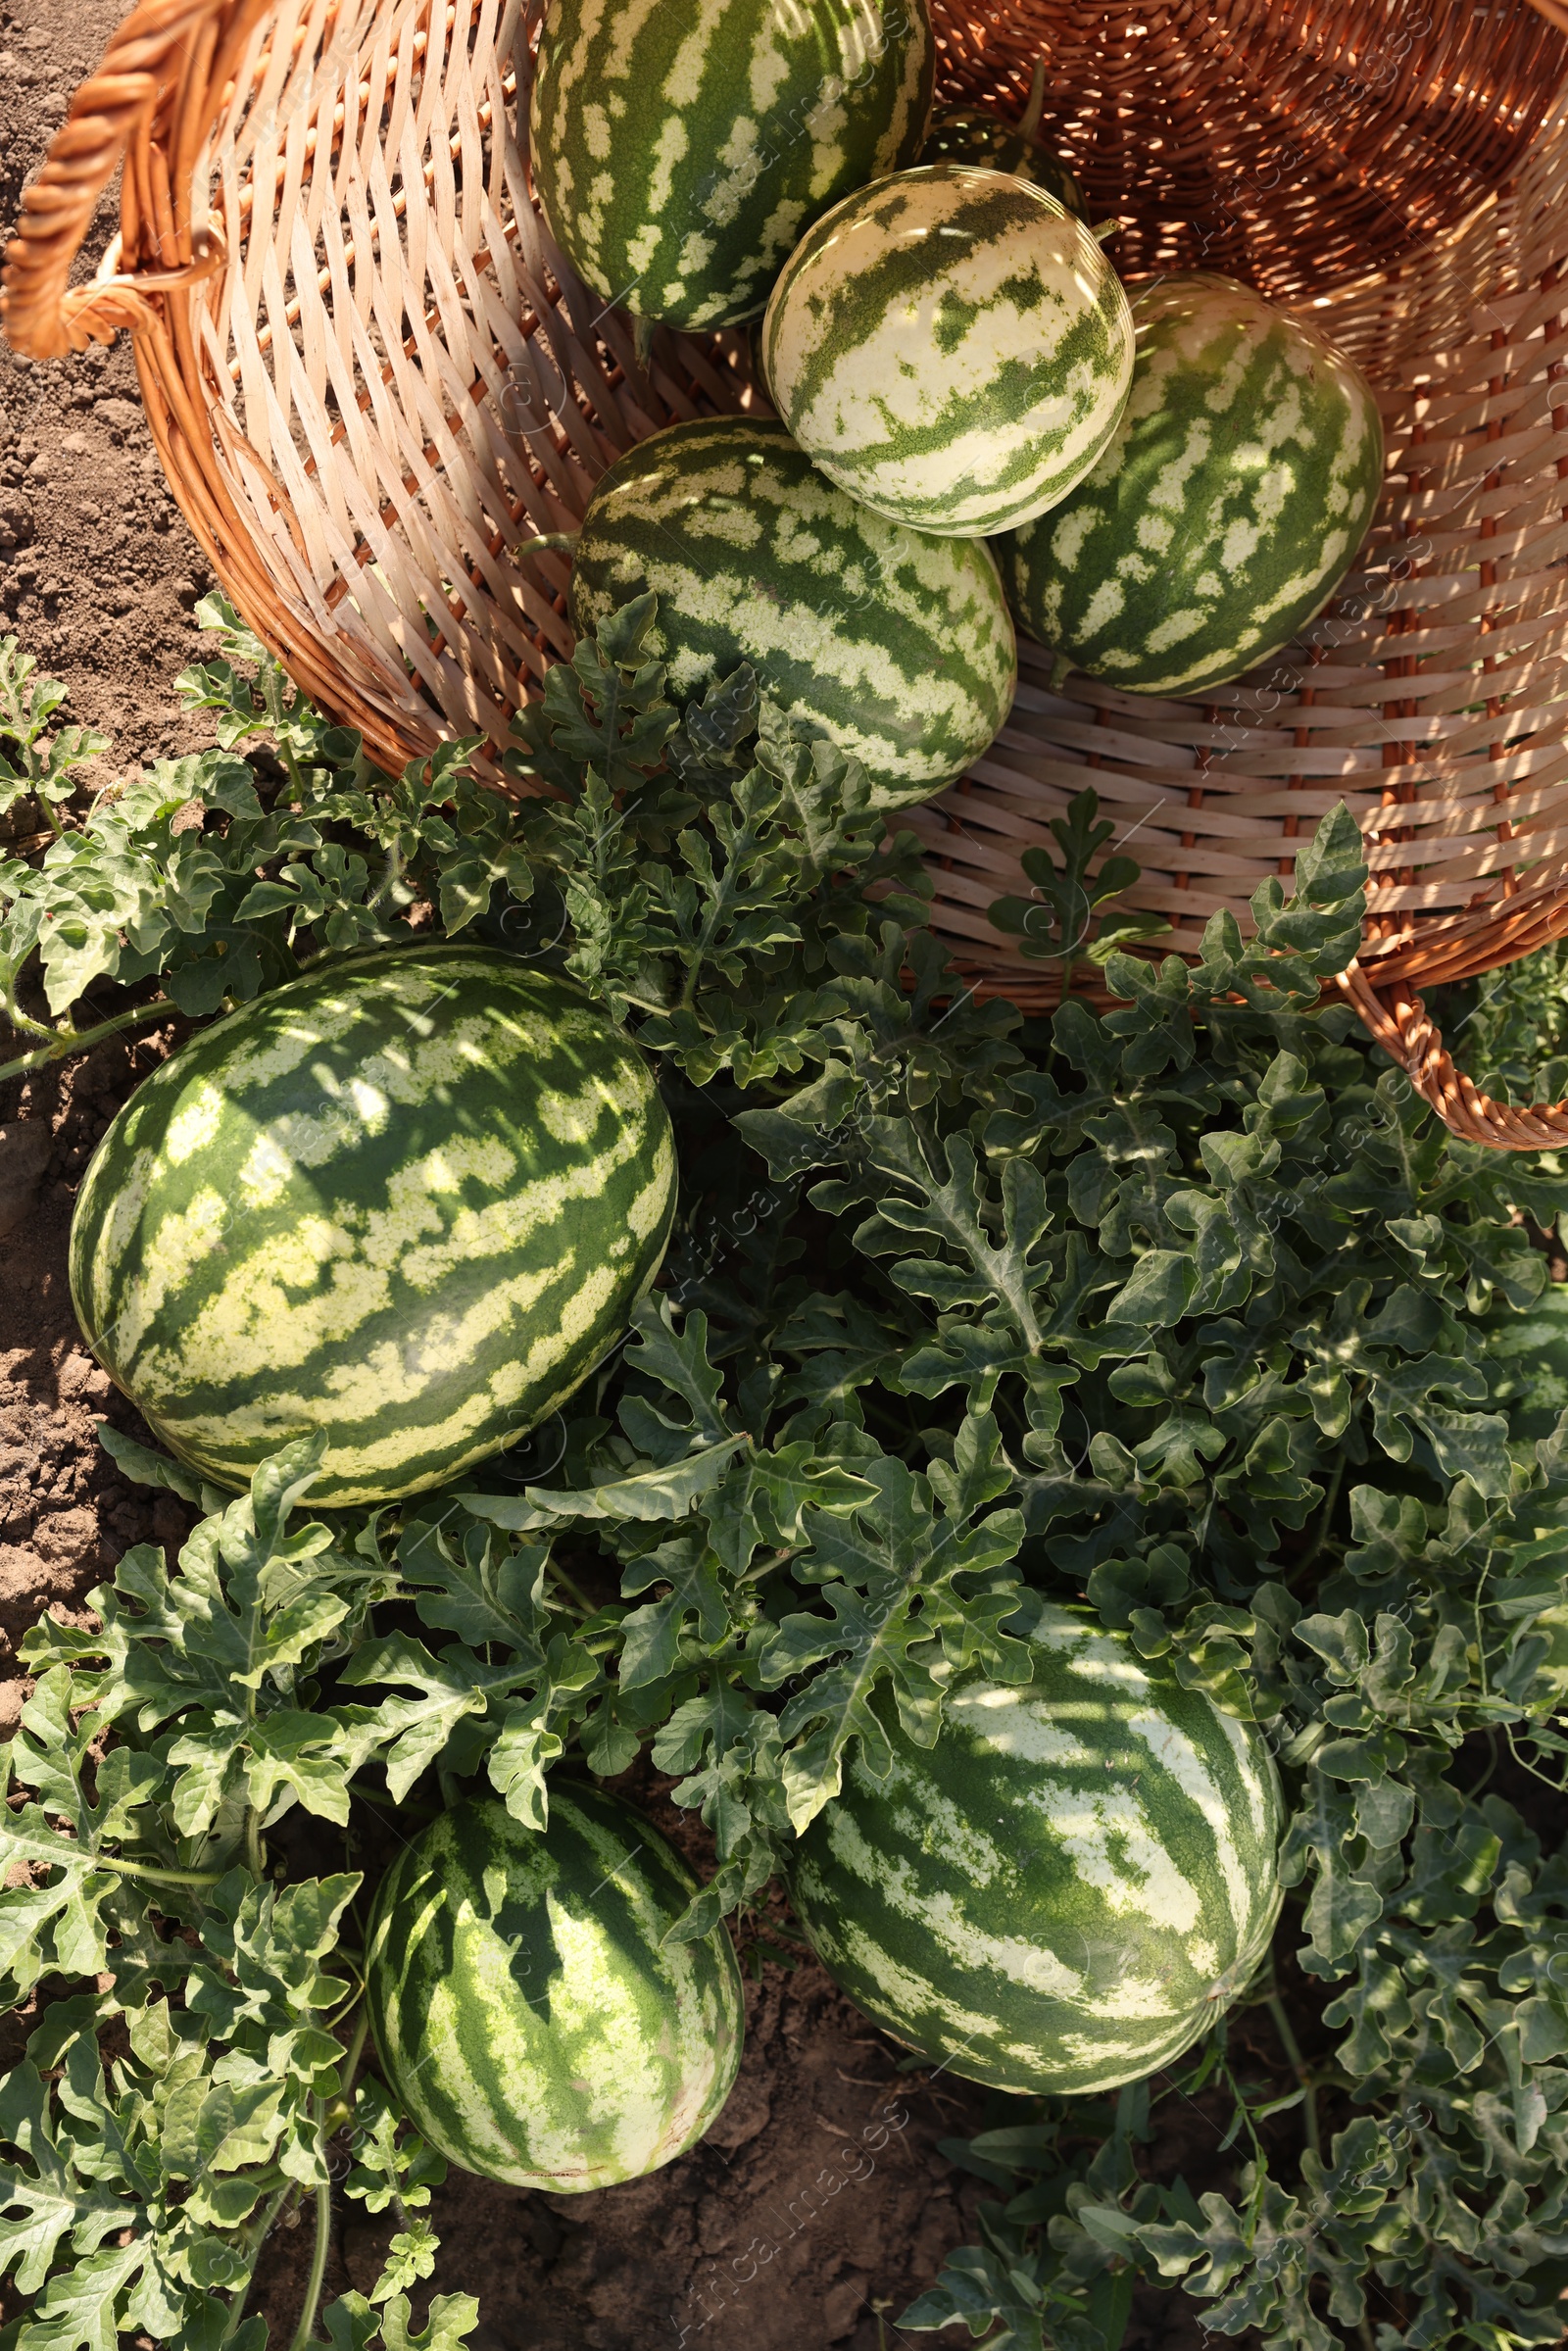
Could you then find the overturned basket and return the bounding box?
[3,0,1568,1146]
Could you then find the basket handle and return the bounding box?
[0,0,245,361]
[1338,962,1568,1151]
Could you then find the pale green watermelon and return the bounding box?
[1004,272,1385,697]
[791,1606,1283,2095]
[366,1790,743,2189]
[568,416,1016,805]
[761,163,1134,536]
[529,0,934,329]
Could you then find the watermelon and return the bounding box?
[69,947,675,1507]
[528,0,935,330]
[760,163,1134,536]
[568,415,1016,806]
[365,1789,744,2189]
[790,1607,1283,2095]
[920,58,1086,220]
[1004,272,1386,698]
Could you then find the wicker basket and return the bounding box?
[4,0,1568,1146]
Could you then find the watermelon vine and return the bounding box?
[2,610,1568,2351]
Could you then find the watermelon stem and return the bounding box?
[327,2005,371,2128]
[0,992,178,1084]
[245,1805,267,1882]
[222,2179,294,2342]
[1263,1988,1321,2159]
[547,1556,597,1615]
[91,1851,226,1889]
[1018,52,1049,145]
[285,2097,333,2351]
[0,981,53,1042]
[514,532,580,558]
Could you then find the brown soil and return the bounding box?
[0,9,1277,2348]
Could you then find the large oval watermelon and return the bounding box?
[366,1789,744,2189]
[790,1607,1283,2095]
[761,164,1134,536]
[1004,272,1385,697]
[69,947,675,1506]
[568,416,1016,806]
[529,0,934,330]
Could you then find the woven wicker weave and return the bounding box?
[3,0,1568,1146]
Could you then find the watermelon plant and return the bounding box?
[567,416,1017,805]
[1004,271,1386,696]
[4,607,1568,2351]
[528,0,935,328]
[761,163,1135,534]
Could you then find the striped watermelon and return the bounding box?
[1004,272,1386,697]
[69,947,675,1507]
[790,1607,1283,2095]
[568,416,1016,806]
[366,1789,744,2189]
[528,0,934,330]
[760,164,1134,536]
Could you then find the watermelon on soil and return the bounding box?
[761,163,1134,536]
[365,1789,744,2189]
[568,415,1017,806]
[1004,271,1385,697]
[790,1605,1284,2095]
[68,946,675,1507]
[529,0,934,330]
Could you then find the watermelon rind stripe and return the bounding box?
[366,1788,744,2189]
[1004,271,1387,698]
[69,948,676,1506]
[761,165,1134,537]
[790,1605,1283,2095]
[529,0,935,329]
[568,415,1016,806]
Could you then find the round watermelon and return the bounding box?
[790,1607,1283,2095]
[528,0,935,330]
[1004,272,1385,697]
[365,1789,744,2189]
[760,163,1134,536]
[69,947,675,1506]
[568,416,1016,806]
